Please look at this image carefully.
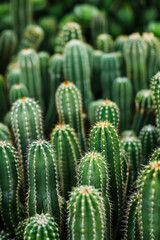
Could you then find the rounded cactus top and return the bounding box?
[63,21,81,29]
[114,77,130,84]
[135,89,153,111]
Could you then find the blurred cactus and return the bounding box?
[9,84,28,104]
[7,68,20,89]
[0,75,8,121]
[62,22,83,46]
[0,122,11,142]
[121,130,136,138]
[88,99,104,124]
[115,35,127,52]
[96,33,114,53]
[0,230,14,240]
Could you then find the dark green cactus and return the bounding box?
[95,99,120,129]
[0,123,11,142]
[0,75,8,121]
[68,185,106,240]
[112,77,133,131]
[56,81,87,151]
[62,22,83,46]
[50,123,82,199]
[0,141,22,232]
[7,68,20,89]
[27,140,60,223]
[0,230,15,240]
[121,130,136,138]
[9,83,29,104]
[85,43,94,75]
[139,124,159,163]
[24,213,60,240]
[3,111,11,130]
[115,35,127,53]
[96,33,114,53]
[78,152,111,239]
[88,99,104,124]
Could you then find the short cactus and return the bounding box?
[0,75,8,121]
[24,213,60,240]
[96,33,114,53]
[95,99,120,129]
[68,185,106,240]
[88,99,104,124]
[9,83,29,104]
[7,68,20,89]
[62,22,83,46]
[56,81,87,151]
[0,123,11,142]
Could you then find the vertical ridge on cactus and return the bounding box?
[9,83,29,104]
[96,33,114,53]
[7,68,20,89]
[0,123,11,142]
[0,75,8,121]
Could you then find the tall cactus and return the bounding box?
[7,67,20,89]
[62,22,83,46]
[0,75,8,121]
[9,83,29,104]
[68,185,106,240]
[56,81,87,151]
[88,99,104,124]
[0,123,11,142]
[96,33,114,53]
[27,140,60,223]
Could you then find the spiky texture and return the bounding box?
[112,77,133,131]
[0,141,22,232]
[132,89,155,134]
[88,99,104,124]
[115,35,128,52]
[68,185,106,240]
[89,121,124,231]
[139,125,159,163]
[7,68,20,89]
[11,97,44,187]
[9,83,29,104]
[18,48,44,108]
[16,219,29,240]
[64,39,93,112]
[78,152,111,239]
[50,124,81,199]
[62,22,83,46]
[56,81,87,151]
[0,230,15,240]
[0,123,11,142]
[101,52,122,99]
[0,30,17,74]
[95,99,120,129]
[24,213,60,240]
[10,0,32,40]
[0,75,8,121]
[124,33,147,96]
[27,140,60,223]
[96,33,114,53]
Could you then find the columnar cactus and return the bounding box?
[115,35,128,53]
[27,140,60,223]
[101,52,122,99]
[88,99,104,124]
[121,130,136,138]
[62,22,83,46]
[24,214,60,240]
[112,77,133,131]
[96,33,114,53]
[56,81,87,151]
[9,84,29,104]
[0,30,17,74]
[0,75,8,121]
[7,68,20,89]
[78,152,111,239]
[50,123,82,199]
[85,43,94,74]
[64,39,93,112]
[18,48,44,108]
[132,89,155,134]
[139,124,159,163]
[95,99,120,129]
[10,0,32,40]
[11,97,44,186]
[68,185,106,240]
[0,141,22,232]
[0,123,11,142]
[124,33,147,96]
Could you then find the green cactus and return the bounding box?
[64,39,93,112]
[88,99,104,124]
[9,83,29,104]
[7,67,20,89]
[121,130,136,138]
[115,35,128,53]
[78,152,111,239]
[54,31,63,54]
[0,230,15,240]
[139,124,159,163]
[3,111,11,130]
[62,22,83,46]
[10,0,32,40]
[56,81,87,151]
[16,219,29,240]
[0,75,8,121]
[18,48,44,109]
[101,52,122,99]
[132,89,155,134]
[112,77,133,131]
[0,141,22,232]
[0,123,11,142]
[96,33,114,53]
[50,123,82,199]
[68,185,106,240]
[24,213,60,240]
[85,43,94,75]
[95,99,120,129]
[124,33,147,96]
[27,140,60,223]
[0,30,17,74]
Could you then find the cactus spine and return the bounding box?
[24,213,60,240]
[56,81,87,151]
[96,33,114,53]
[0,123,11,142]
[50,123,82,199]
[68,185,106,240]
[9,84,29,104]
[62,22,83,46]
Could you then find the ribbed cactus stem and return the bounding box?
[9,83,29,104]
[0,123,11,142]
[96,33,114,53]
[7,68,20,89]
[88,99,104,124]
[0,75,8,121]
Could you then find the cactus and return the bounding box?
[54,31,63,54]
[9,83,29,104]
[18,48,44,109]
[27,140,60,223]
[50,123,82,199]
[7,68,20,89]
[56,81,87,151]
[64,39,93,112]
[0,75,8,121]
[24,213,60,240]
[96,33,114,53]
[68,185,106,240]
[78,152,111,239]
[95,99,120,129]
[112,77,133,131]
[62,22,83,46]
[11,97,44,187]
[121,130,136,138]
[132,89,155,134]
[0,230,15,240]
[85,43,94,75]
[89,121,124,232]
[139,124,159,163]
[124,33,147,96]
[3,111,11,130]
[115,35,128,53]
[16,219,29,240]
[0,141,22,232]
[10,0,32,40]
[88,99,104,124]
[0,123,11,142]
[101,52,122,99]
